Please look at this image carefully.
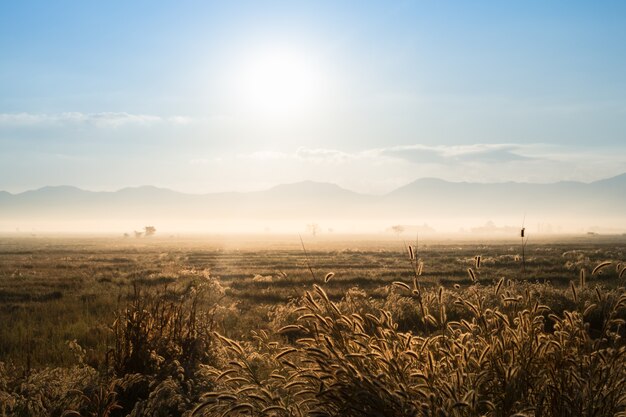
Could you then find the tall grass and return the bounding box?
[196,277,626,417]
[1,254,625,416]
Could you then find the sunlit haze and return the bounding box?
[1,1,625,234]
[233,46,327,118]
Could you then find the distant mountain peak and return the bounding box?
[116,185,179,194]
[592,172,626,184]
[22,185,88,195]
[39,185,84,191]
[267,180,357,194]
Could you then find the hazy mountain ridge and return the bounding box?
[1,175,625,230]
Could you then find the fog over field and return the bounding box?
[1,174,625,234]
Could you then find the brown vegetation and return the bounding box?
[0,238,625,416]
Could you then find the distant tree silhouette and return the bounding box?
[390,225,405,237]
[306,223,320,237]
[144,226,156,237]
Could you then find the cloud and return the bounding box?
[294,148,353,163]
[0,112,189,128]
[235,148,356,164]
[234,144,536,166]
[167,116,194,125]
[379,146,446,164]
[380,144,535,164]
[0,112,48,125]
[77,112,161,127]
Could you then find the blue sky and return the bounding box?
[1,1,625,193]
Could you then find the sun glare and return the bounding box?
[235,47,324,117]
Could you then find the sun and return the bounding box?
[235,47,324,118]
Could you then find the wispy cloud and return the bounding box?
[380,144,535,164]
[167,115,194,125]
[237,144,538,165]
[294,148,353,163]
[0,112,191,128]
[234,148,357,164]
[378,146,446,164]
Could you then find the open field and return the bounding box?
[1,235,625,367]
[1,235,626,416]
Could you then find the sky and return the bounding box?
[1,0,626,194]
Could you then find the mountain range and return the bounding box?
[1,174,625,233]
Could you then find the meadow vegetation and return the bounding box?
[0,236,625,416]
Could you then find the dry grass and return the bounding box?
[195,278,626,417]
[0,238,625,416]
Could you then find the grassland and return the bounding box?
[1,235,625,416]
